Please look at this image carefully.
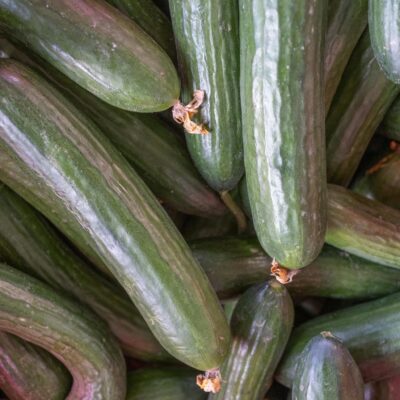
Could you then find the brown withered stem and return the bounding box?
[196,368,222,393]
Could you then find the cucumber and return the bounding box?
[0,38,225,219]
[369,0,400,83]
[364,375,400,400]
[240,0,327,268]
[169,0,243,192]
[0,0,179,112]
[0,184,169,361]
[210,281,294,400]
[106,0,176,59]
[325,0,368,113]
[0,332,71,400]
[0,264,126,399]
[380,96,400,141]
[276,291,400,387]
[127,368,206,400]
[291,332,364,400]
[326,30,400,186]
[326,184,400,269]
[0,59,230,371]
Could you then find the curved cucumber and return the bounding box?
[0,332,71,400]
[325,0,368,113]
[0,184,169,361]
[127,368,206,400]
[326,184,400,269]
[210,281,293,400]
[369,0,400,83]
[326,30,400,186]
[292,333,364,400]
[380,96,400,141]
[0,59,230,371]
[0,264,126,399]
[0,0,179,111]
[240,0,327,268]
[169,0,243,192]
[276,291,400,387]
[106,0,176,59]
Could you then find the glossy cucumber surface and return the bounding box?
[0,59,230,371]
[240,0,327,268]
[169,0,243,192]
[0,0,179,111]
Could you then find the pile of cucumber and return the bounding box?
[0,0,400,399]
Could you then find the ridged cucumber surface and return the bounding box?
[0,59,230,371]
[169,0,243,192]
[240,0,327,268]
[210,281,294,400]
[292,333,364,400]
[0,0,179,111]
[0,264,126,399]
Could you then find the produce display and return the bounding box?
[1,0,400,399]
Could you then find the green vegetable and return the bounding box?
[0,0,179,111]
[0,59,230,371]
[380,96,400,141]
[240,0,327,268]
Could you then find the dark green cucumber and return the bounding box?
[276,291,400,386]
[106,0,175,59]
[169,0,243,192]
[0,332,71,400]
[0,59,230,371]
[0,0,179,112]
[369,0,400,83]
[0,38,226,219]
[0,184,169,361]
[240,0,327,268]
[326,30,400,186]
[325,0,368,113]
[210,282,294,400]
[190,237,400,300]
[291,332,364,400]
[364,375,400,400]
[380,96,400,141]
[0,264,126,399]
[127,368,206,400]
[326,184,400,269]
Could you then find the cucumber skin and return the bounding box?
[169,0,243,192]
[364,375,400,400]
[369,0,400,84]
[0,60,230,371]
[240,0,327,268]
[326,184,400,269]
[292,334,364,400]
[276,291,400,387]
[0,264,126,400]
[0,332,71,400]
[0,0,179,112]
[326,30,400,186]
[380,96,400,141]
[0,184,169,361]
[210,282,294,400]
[0,38,226,218]
[325,0,368,113]
[127,368,206,400]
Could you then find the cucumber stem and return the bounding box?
[270,259,299,284]
[220,191,247,234]
[196,368,221,393]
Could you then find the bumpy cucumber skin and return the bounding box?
[380,96,400,141]
[0,0,179,112]
[276,291,400,387]
[369,0,400,83]
[0,60,230,371]
[0,185,169,361]
[0,332,71,400]
[326,184,400,269]
[240,0,327,269]
[127,368,206,400]
[326,30,400,186]
[210,282,294,400]
[325,0,368,113]
[0,264,126,399]
[292,334,364,400]
[106,0,176,59]
[169,0,243,192]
